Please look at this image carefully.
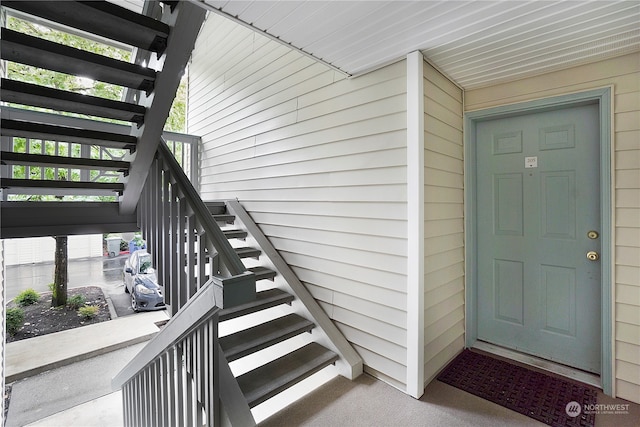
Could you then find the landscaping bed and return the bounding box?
[6,286,111,343]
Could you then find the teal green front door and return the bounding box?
[476,103,601,373]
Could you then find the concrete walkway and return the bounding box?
[5,310,168,426]
[6,310,168,383]
[26,391,124,427]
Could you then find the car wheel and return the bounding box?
[131,294,139,312]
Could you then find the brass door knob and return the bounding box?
[586,251,599,261]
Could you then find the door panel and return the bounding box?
[476,103,601,373]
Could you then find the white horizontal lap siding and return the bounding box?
[422,62,465,385]
[465,52,640,404]
[189,15,409,388]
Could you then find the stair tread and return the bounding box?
[248,266,277,281]
[234,247,261,259]
[213,214,235,224]
[1,28,156,92]
[220,314,314,362]
[219,288,293,321]
[223,229,248,239]
[1,79,145,125]
[0,119,137,150]
[237,342,338,408]
[205,201,227,215]
[1,151,129,172]
[0,178,124,193]
[3,1,170,53]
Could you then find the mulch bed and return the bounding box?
[6,286,111,343]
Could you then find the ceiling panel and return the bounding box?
[196,0,640,88]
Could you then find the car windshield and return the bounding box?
[139,254,152,274]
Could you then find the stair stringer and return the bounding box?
[224,200,364,380]
[120,1,207,214]
[218,344,256,427]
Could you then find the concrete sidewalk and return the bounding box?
[6,310,168,383]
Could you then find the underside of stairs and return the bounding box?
[0,0,202,237]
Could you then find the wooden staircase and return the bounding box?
[113,166,360,424]
[209,201,343,415]
[0,0,204,237]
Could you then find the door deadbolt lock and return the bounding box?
[587,230,599,239]
[586,251,600,261]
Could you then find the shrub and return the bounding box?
[6,307,24,335]
[14,288,40,306]
[132,234,145,248]
[78,305,99,319]
[48,283,55,292]
[67,294,86,310]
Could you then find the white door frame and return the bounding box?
[464,88,613,395]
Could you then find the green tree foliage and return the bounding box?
[165,74,187,132]
[7,16,128,100]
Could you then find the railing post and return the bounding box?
[186,209,197,296]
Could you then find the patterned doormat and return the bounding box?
[437,350,598,427]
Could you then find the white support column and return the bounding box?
[406,51,425,398]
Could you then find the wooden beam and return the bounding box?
[0,201,138,238]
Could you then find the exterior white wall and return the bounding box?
[465,52,640,404]
[3,235,105,265]
[189,14,410,389]
[423,62,465,384]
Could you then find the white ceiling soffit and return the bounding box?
[196,0,640,89]
[107,0,145,13]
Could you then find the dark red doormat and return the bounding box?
[437,349,597,427]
